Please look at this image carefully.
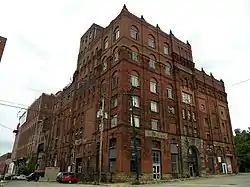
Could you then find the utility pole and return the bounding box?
[129,85,139,182]
[97,95,107,184]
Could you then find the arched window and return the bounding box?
[114,27,120,41]
[148,34,155,48]
[104,37,108,49]
[130,25,138,40]
[164,43,169,55]
[150,78,157,93]
[165,62,171,75]
[167,84,173,99]
[102,56,107,71]
[131,71,139,87]
[131,45,139,62]
[149,54,157,69]
[113,47,119,62]
[111,71,118,89]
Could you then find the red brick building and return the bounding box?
[0,153,11,175]
[13,93,55,168]
[0,36,7,62]
[12,5,237,181]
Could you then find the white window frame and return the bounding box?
[150,81,157,93]
[130,29,138,40]
[151,119,159,131]
[131,51,138,61]
[148,38,155,48]
[104,39,108,49]
[165,65,171,75]
[167,87,173,99]
[182,109,186,119]
[130,115,140,128]
[149,59,156,69]
[150,101,158,113]
[131,75,139,87]
[111,115,118,128]
[115,30,120,40]
[132,96,140,108]
[182,92,193,104]
[164,45,169,55]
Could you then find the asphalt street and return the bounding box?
[2,173,250,187]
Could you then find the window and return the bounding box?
[102,57,107,71]
[192,112,196,121]
[114,27,120,41]
[182,109,186,119]
[148,34,155,48]
[165,62,171,75]
[164,43,169,55]
[184,125,188,135]
[111,115,118,128]
[130,115,140,127]
[131,72,139,87]
[204,118,209,127]
[104,37,108,49]
[167,85,173,99]
[111,96,118,108]
[182,92,193,104]
[187,111,191,120]
[113,47,119,62]
[111,73,118,89]
[150,78,157,93]
[151,119,159,131]
[149,55,156,69]
[130,26,138,40]
[131,96,140,108]
[171,143,178,173]
[151,101,158,112]
[168,106,175,114]
[201,104,205,110]
[131,46,139,62]
[109,139,116,172]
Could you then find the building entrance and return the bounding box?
[187,146,200,177]
[152,150,161,179]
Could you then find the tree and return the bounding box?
[234,128,250,172]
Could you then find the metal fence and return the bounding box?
[75,167,110,182]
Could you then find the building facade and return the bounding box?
[0,36,7,62]
[13,93,55,171]
[12,5,237,181]
[0,153,11,175]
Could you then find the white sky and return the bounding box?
[0,0,249,155]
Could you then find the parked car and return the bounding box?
[26,173,40,182]
[56,172,80,183]
[16,175,26,180]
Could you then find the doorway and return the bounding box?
[152,150,161,180]
[187,146,199,177]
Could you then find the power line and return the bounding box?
[0,102,28,110]
[0,123,14,131]
[0,100,29,107]
[231,78,250,87]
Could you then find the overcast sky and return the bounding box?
[0,0,249,155]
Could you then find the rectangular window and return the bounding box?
[182,92,193,104]
[149,59,156,69]
[131,75,139,87]
[130,115,140,128]
[131,96,140,108]
[182,109,186,119]
[151,119,159,131]
[150,82,157,93]
[150,101,158,112]
[130,30,138,40]
[131,51,138,61]
[164,46,169,55]
[187,111,191,120]
[109,139,116,173]
[104,41,108,49]
[111,96,118,108]
[167,88,173,99]
[111,77,118,89]
[192,112,196,121]
[114,52,119,62]
[171,154,179,173]
[111,115,118,128]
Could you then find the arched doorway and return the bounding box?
[187,146,200,177]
